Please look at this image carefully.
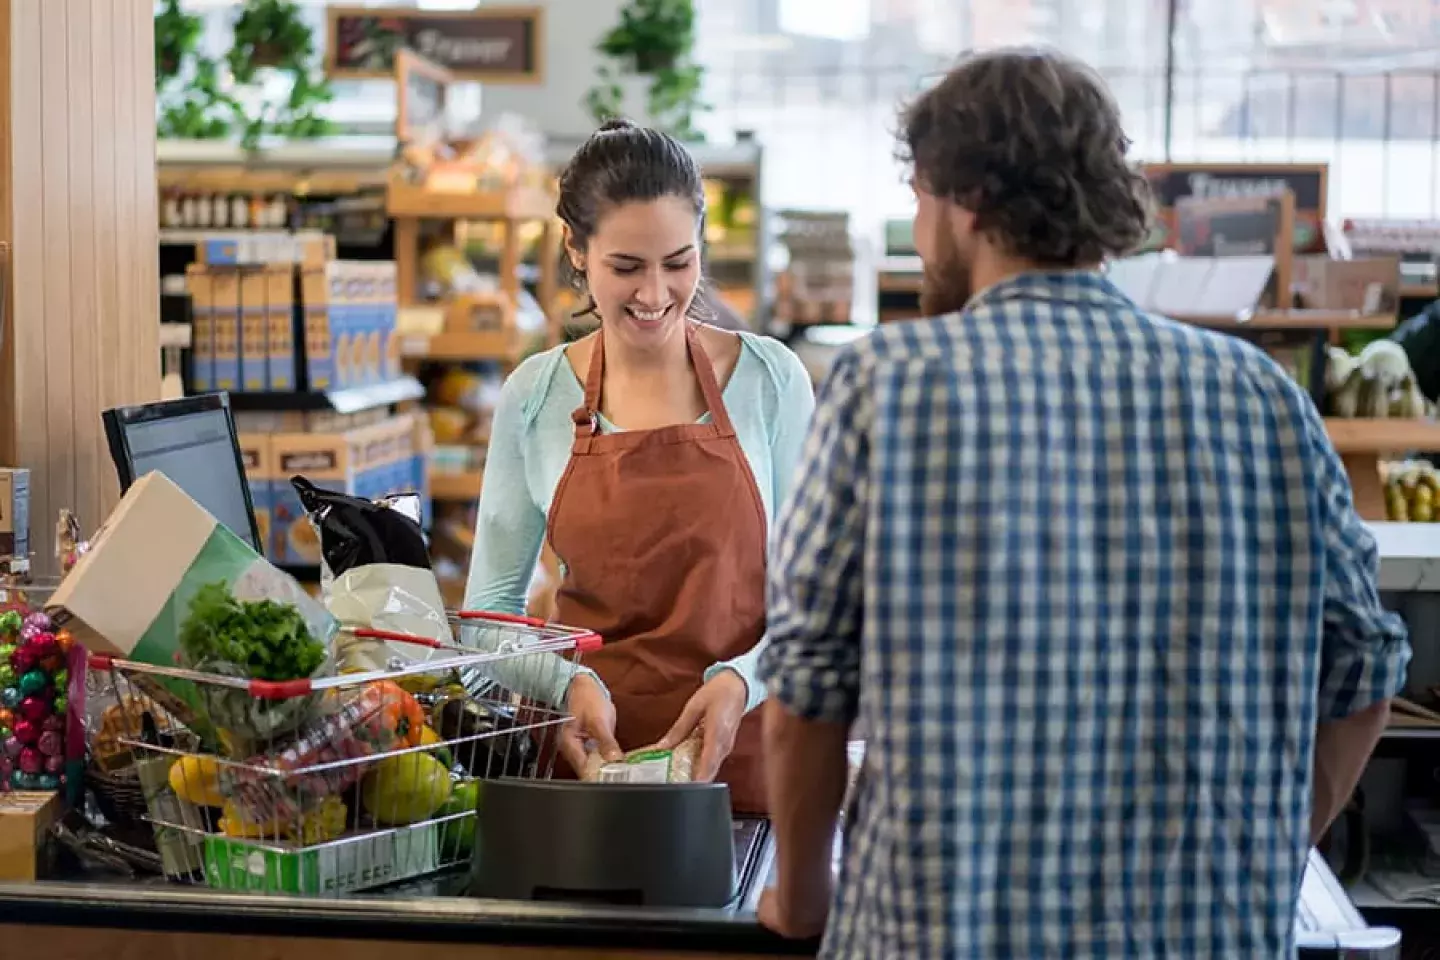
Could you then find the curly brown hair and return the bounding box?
[899,47,1151,267]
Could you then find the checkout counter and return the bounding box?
[0,822,1401,959]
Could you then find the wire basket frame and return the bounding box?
[85,610,599,894]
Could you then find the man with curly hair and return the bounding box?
[758,48,1409,958]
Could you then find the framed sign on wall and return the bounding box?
[1142,162,1328,256]
[326,5,544,83]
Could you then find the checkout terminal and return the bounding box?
[93,394,1399,958]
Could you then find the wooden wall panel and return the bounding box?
[0,0,160,574]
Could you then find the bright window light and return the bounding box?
[780,0,870,42]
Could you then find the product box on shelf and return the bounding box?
[185,264,216,393]
[266,265,296,392]
[240,269,268,392]
[0,468,30,562]
[198,233,335,270]
[211,270,242,393]
[300,261,399,391]
[270,429,369,565]
[237,433,275,559]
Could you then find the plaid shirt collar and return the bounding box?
[965,267,1134,315]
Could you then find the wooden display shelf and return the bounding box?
[385,181,554,222]
[430,470,483,502]
[1324,418,1440,454]
[400,330,525,362]
[1325,417,1440,521]
[1174,310,1397,331]
[1400,281,1439,299]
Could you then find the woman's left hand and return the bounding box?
[656,670,748,782]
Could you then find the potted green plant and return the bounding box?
[585,0,706,140]
[154,0,334,150]
[154,0,202,81]
[229,0,314,78]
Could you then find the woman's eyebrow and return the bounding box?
[605,244,697,263]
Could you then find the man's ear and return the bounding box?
[945,203,977,245]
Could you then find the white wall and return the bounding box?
[481,0,624,138]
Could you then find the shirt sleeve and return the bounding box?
[1304,403,1412,720]
[705,345,817,713]
[759,348,868,724]
[463,366,601,707]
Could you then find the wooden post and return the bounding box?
[0,0,161,575]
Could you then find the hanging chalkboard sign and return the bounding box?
[326,5,544,83]
[1142,162,1327,255]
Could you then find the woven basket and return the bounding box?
[86,762,150,836]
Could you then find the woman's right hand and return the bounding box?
[561,673,623,777]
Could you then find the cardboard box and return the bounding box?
[240,269,268,392]
[186,265,215,392]
[1292,255,1401,313]
[270,431,368,565]
[266,266,296,392]
[202,819,452,896]
[44,472,334,664]
[238,433,275,560]
[210,270,242,393]
[0,468,30,560]
[0,791,61,881]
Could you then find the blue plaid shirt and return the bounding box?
[761,270,1411,959]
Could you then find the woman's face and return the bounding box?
[571,196,701,350]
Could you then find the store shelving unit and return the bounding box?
[387,176,560,505]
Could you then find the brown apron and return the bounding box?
[546,323,770,814]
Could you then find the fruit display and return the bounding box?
[1326,341,1435,420]
[1383,460,1440,522]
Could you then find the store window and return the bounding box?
[697,0,1440,232]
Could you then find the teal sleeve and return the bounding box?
[704,345,817,713]
[463,366,602,706]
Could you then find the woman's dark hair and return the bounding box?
[898,48,1151,266]
[557,118,713,320]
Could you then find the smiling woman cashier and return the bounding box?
[464,121,815,813]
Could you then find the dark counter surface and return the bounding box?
[0,837,1397,958]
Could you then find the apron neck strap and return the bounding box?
[685,323,736,435]
[572,322,737,438]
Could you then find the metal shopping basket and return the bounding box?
[84,609,600,896]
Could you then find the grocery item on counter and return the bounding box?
[581,735,702,785]
[1384,460,1440,522]
[292,476,452,672]
[46,472,337,707]
[436,778,480,858]
[430,692,534,779]
[1326,341,1434,419]
[178,582,331,744]
[360,751,453,825]
[218,794,347,845]
[223,680,424,824]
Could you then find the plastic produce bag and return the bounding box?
[291,477,452,673]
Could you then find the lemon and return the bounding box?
[360,752,453,825]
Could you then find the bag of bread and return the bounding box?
[581,734,701,785]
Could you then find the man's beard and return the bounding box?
[919,224,973,317]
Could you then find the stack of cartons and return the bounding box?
[299,261,399,391]
[239,413,430,565]
[185,238,401,396]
